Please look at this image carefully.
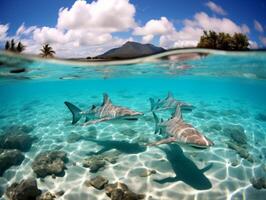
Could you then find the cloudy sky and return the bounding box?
[0,0,265,57]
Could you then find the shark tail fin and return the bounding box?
[172,105,182,120]
[149,98,156,111]
[64,101,82,124]
[152,112,163,134]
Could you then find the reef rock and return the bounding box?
[256,113,266,122]
[139,169,157,177]
[83,156,106,173]
[55,190,65,197]
[37,191,56,200]
[105,182,145,200]
[5,178,42,200]
[83,151,120,172]
[223,124,247,145]
[32,151,68,178]
[0,125,35,152]
[227,141,254,162]
[1,125,34,134]
[0,149,25,176]
[85,175,108,190]
[250,177,266,190]
[0,186,3,198]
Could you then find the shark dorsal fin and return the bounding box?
[102,93,112,105]
[167,91,174,99]
[172,105,182,120]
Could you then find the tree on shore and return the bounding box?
[5,39,26,53]
[40,44,56,58]
[197,30,249,50]
[16,42,26,53]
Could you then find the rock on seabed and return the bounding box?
[5,178,42,200]
[32,151,68,178]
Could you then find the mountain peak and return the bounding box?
[96,41,166,59]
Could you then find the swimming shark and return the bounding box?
[149,92,194,111]
[148,105,213,148]
[64,93,143,125]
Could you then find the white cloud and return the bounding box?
[206,1,226,15]
[159,26,202,49]
[16,23,37,36]
[254,20,264,33]
[142,35,154,43]
[133,12,250,49]
[22,0,137,57]
[57,0,136,32]
[33,27,67,44]
[249,40,258,49]
[133,17,175,44]
[16,23,25,36]
[185,12,249,34]
[0,24,9,41]
[158,12,250,49]
[133,17,175,36]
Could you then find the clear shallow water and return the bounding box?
[0,50,266,199]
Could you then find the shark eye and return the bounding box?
[91,105,96,109]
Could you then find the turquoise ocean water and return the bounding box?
[0,50,266,199]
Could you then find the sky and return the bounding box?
[0,0,266,57]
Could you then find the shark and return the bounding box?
[149,92,194,112]
[148,105,213,148]
[64,93,143,125]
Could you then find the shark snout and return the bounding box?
[201,136,214,148]
[191,136,214,148]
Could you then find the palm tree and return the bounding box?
[40,44,56,58]
[4,39,26,53]
[5,41,10,50]
[16,42,26,53]
[10,39,16,52]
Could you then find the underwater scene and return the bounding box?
[0,50,266,200]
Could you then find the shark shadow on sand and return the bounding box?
[85,138,147,156]
[154,144,212,190]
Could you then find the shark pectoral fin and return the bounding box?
[147,137,176,146]
[200,163,213,173]
[154,176,179,184]
[82,117,112,126]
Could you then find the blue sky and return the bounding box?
[0,0,265,57]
